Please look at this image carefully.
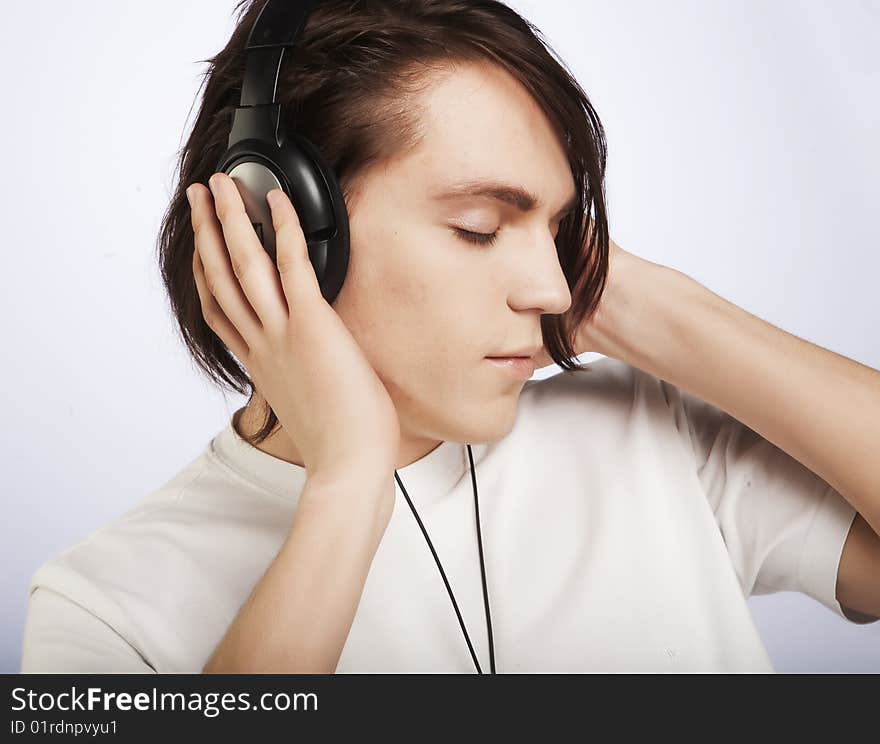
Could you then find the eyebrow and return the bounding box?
[429,177,579,221]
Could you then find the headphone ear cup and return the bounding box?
[281,133,351,307]
[218,133,351,306]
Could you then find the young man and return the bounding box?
[21,0,880,674]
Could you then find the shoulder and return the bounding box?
[25,448,275,626]
[23,445,299,672]
[520,356,667,413]
[513,357,687,457]
[28,456,204,591]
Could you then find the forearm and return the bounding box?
[203,468,395,673]
[591,253,880,534]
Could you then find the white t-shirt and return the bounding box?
[20,357,876,673]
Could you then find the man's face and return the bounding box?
[334,60,575,447]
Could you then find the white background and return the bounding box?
[1,0,878,672]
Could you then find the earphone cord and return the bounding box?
[394,443,496,674]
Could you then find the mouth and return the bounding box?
[484,356,537,379]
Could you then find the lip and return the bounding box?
[485,356,537,380]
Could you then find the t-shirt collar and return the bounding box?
[209,410,475,503]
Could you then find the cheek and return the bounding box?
[339,231,465,377]
[375,264,429,306]
[336,267,433,375]
[348,225,428,304]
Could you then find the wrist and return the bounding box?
[302,465,396,522]
[585,250,688,370]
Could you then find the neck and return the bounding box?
[232,398,445,471]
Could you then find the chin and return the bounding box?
[458,405,518,445]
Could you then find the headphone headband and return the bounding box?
[239,0,319,107]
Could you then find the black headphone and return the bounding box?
[215,0,350,306]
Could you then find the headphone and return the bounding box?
[215,0,349,306]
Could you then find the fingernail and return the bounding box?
[185,184,195,207]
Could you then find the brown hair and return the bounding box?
[157,0,610,447]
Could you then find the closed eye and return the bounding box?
[453,227,499,246]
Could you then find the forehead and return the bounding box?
[400,61,573,203]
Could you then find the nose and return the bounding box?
[507,229,573,315]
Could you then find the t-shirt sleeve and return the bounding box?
[653,372,878,625]
[20,587,157,674]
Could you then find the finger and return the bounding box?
[208,173,290,336]
[265,188,324,308]
[192,239,250,363]
[188,182,263,344]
